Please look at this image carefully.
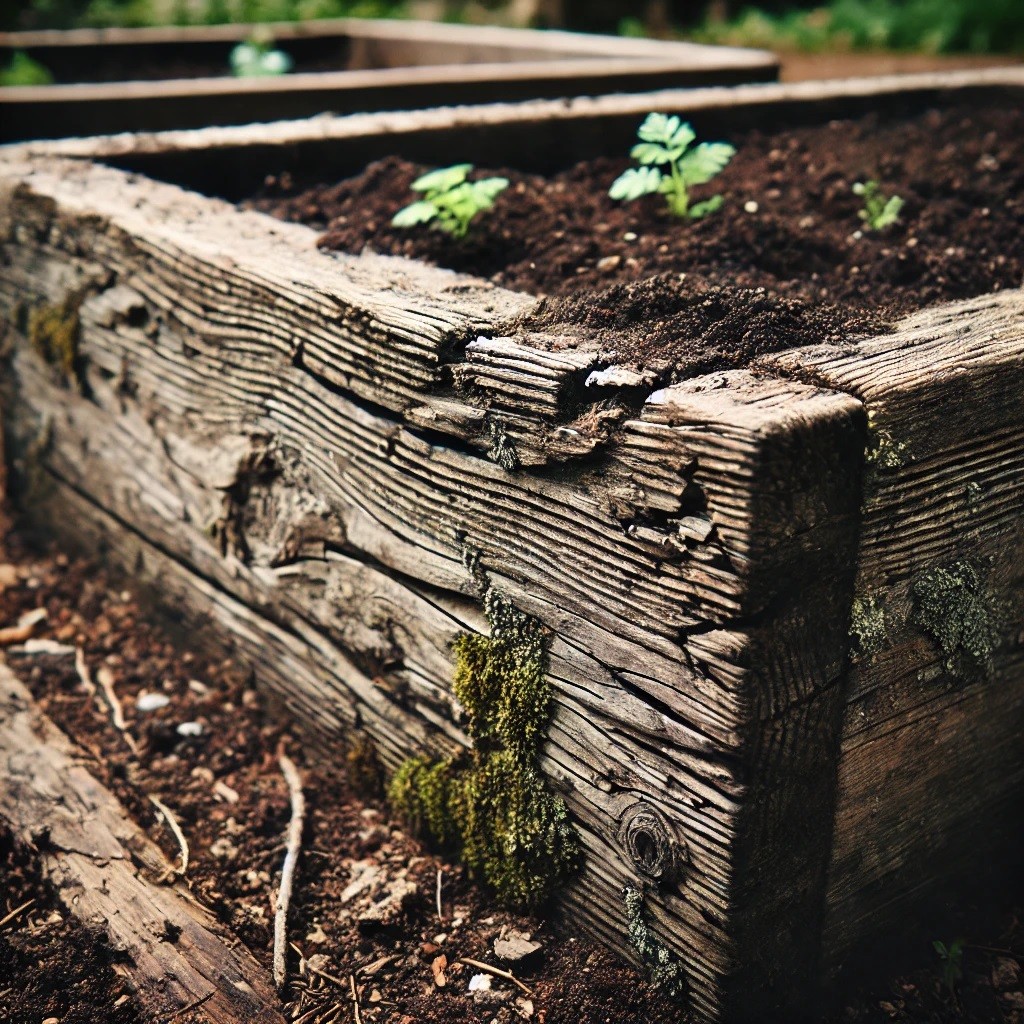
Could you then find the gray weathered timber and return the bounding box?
[0,153,868,1023]
[1,72,1023,1021]
[0,661,286,1023]
[762,291,1024,974]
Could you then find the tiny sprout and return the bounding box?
[230,39,293,78]
[610,113,735,219]
[392,164,509,239]
[932,939,964,994]
[853,180,904,231]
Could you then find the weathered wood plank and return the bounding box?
[0,155,868,1021]
[0,660,286,1023]
[0,19,776,142]
[761,288,1024,972]
[11,68,1023,200]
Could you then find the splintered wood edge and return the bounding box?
[7,65,1022,161]
[0,660,286,1023]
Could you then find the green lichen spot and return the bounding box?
[28,299,80,383]
[624,886,687,1000]
[911,562,1003,684]
[388,590,581,910]
[865,426,909,471]
[849,594,889,662]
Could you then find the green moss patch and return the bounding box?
[28,298,81,384]
[911,561,1004,684]
[388,589,581,910]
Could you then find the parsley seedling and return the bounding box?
[230,39,293,78]
[392,164,509,239]
[853,179,904,231]
[610,113,735,219]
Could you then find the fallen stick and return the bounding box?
[0,608,46,646]
[0,659,285,1023]
[74,646,98,702]
[0,898,34,930]
[458,957,533,996]
[273,753,305,991]
[95,663,139,754]
[149,794,190,877]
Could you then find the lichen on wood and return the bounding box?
[849,593,890,662]
[910,561,1004,684]
[623,886,687,1000]
[388,589,581,910]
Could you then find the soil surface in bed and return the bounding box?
[250,102,1024,381]
[2,528,1023,1023]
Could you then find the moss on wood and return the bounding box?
[388,589,581,910]
[27,297,81,384]
[911,561,1003,684]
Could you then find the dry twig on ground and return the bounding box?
[274,753,305,991]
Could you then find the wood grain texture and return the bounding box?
[0,155,868,1023]
[0,660,285,1023]
[762,289,1024,973]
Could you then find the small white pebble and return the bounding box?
[188,678,209,695]
[852,230,864,240]
[176,721,203,737]
[468,974,492,992]
[623,231,637,242]
[137,692,171,712]
[743,200,759,214]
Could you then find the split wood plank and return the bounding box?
[0,660,286,1024]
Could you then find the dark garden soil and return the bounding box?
[250,102,1024,382]
[2,524,1024,1023]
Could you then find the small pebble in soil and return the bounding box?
[176,721,203,736]
[744,200,759,213]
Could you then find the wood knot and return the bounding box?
[619,801,686,884]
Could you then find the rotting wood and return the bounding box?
[1,73,1023,1022]
[0,659,286,1024]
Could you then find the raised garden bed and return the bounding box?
[0,18,777,142]
[2,69,1024,1022]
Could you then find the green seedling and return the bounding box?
[853,179,904,230]
[610,113,735,219]
[229,39,293,78]
[392,164,509,239]
[0,51,54,87]
[933,938,965,994]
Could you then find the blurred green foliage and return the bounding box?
[0,51,56,85]
[691,0,1024,54]
[4,0,405,31]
